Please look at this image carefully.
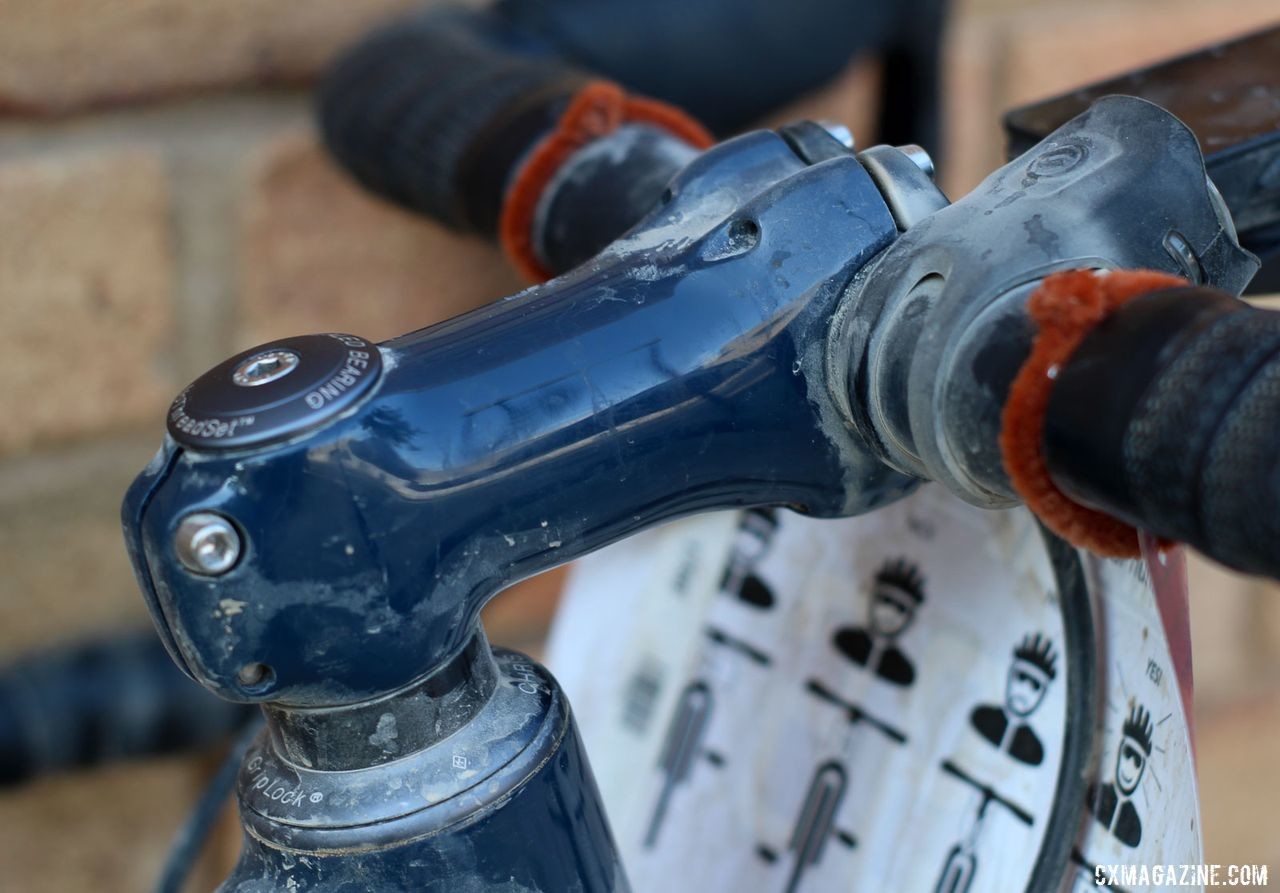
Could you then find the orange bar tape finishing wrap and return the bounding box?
[499,81,714,283]
[999,269,1188,558]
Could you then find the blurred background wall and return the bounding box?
[0,0,1277,888]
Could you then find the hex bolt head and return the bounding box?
[174,512,242,576]
[232,348,300,387]
[236,662,273,688]
[896,144,935,178]
[818,120,855,150]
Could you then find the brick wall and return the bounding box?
[0,1,1276,889]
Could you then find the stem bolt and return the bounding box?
[896,144,935,178]
[175,512,242,576]
[818,120,855,149]
[232,349,299,387]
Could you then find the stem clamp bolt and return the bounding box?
[174,512,242,576]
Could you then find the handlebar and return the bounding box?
[1043,281,1280,577]
[317,0,950,241]
[317,8,589,237]
[320,21,1278,582]
[939,759,1034,826]
[317,8,712,279]
[0,631,253,786]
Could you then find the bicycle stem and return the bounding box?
[123,124,906,891]
[123,93,1257,710]
[120,95,1258,890]
[124,128,910,708]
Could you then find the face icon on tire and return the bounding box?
[833,558,925,688]
[970,633,1057,767]
[1088,704,1154,848]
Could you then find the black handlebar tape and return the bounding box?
[1045,287,1280,577]
[317,8,589,236]
[0,631,254,787]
